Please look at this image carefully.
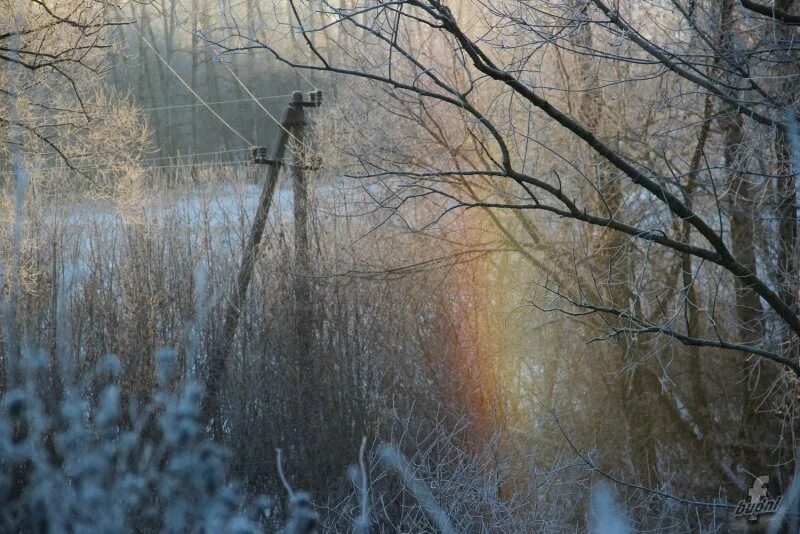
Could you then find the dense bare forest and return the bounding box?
[1,0,800,532]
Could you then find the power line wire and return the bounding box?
[225,65,296,140]
[139,147,250,162]
[133,24,255,147]
[295,66,317,91]
[1,159,253,176]
[14,29,319,176]
[0,149,252,176]
[139,94,296,112]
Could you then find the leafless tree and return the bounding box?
[0,1,141,172]
[199,0,800,503]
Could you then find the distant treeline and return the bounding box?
[110,2,312,164]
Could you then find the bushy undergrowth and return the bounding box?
[0,168,729,531]
[0,351,579,533]
[0,351,264,533]
[4,167,472,502]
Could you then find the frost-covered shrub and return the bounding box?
[0,350,263,533]
[0,346,640,533]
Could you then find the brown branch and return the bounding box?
[740,0,800,25]
[590,0,795,127]
[552,410,736,509]
[423,0,800,338]
[533,290,800,377]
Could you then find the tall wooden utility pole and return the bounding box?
[289,95,312,362]
[203,90,321,437]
